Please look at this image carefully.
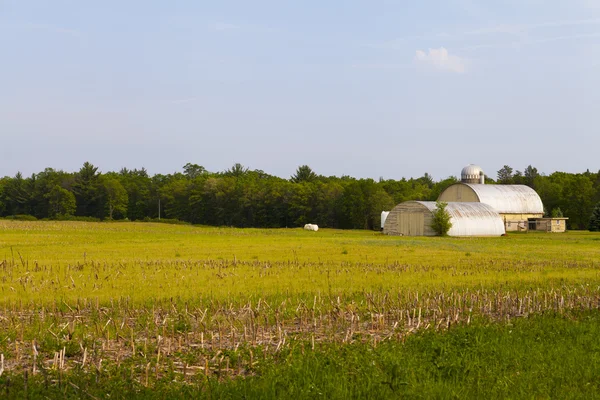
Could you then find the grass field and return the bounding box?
[0,221,599,398]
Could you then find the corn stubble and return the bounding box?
[0,221,599,391]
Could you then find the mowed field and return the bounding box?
[1,221,600,398]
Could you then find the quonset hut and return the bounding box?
[383,201,505,237]
[382,164,563,236]
[438,165,544,231]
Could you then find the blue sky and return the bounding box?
[1,0,599,180]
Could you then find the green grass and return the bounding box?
[0,221,599,304]
[212,311,600,399]
[0,221,599,398]
[1,311,599,399]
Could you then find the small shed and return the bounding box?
[528,218,568,233]
[383,201,506,237]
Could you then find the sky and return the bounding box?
[1,0,599,181]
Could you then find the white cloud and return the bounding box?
[415,47,466,73]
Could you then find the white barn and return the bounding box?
[438,165,544,231]
[383,201,505,237]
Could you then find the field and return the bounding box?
[1,221,600,398]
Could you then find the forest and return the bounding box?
[0,162,598,230]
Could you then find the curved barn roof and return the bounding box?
[417,201,505,237]
[440,183,544,214]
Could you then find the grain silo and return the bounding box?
[438,165,544,231]
[460,164,485,184]
[383,201,505,237]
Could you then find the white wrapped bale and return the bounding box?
[381,211,390,230]
[304,224,319,231]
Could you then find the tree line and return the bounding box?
[0,162,599,230]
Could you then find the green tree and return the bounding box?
[193,177,222,225]
[6,161,600,231]
[120,168,153,220]
[30,168,74,218]
[314,181,344,228]
[103,177,128,219]
[291,165,317,183]
[339,180,371,229]
[225,163,249,177]
[0,177,8,215]
[368,188,395,230]
[524,165,539,188]
[159,176,190,221]
[512,170,524,184]
[417,172,434,189]
[288,181,317,226]
[72,162,104,218]
[430,202,453,236]
[551,207,563,218]
[46,185,76,218]
[497,165,514,184]
[589,202,600,232]
[535,174,562,215]
[562,174,594,229]
[3,172,32,215]
[183,163,206,179]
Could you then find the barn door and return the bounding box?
[398,213,408,235]
[398,212,424,236]
[413,213,424,235]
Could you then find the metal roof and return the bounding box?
[416,201,506,236]
[462,183,543,214]
[440,183,544,214]
[461,164,483,181]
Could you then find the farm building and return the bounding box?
[438,165,544,232]
[383,164,567,236]
[383,201,505,237]
[528,217,568,232]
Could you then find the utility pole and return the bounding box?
[158,198,161,220]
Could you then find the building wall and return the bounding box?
[384,201,505,237]
[502,213,544,231]
[551,219,567,232]
[383,202,435,236]
[438,184,480,203]
[529,218,568,232]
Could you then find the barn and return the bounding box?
[383,201,505,237]
[438,165,544,231]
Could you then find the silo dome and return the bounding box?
[461,164,484,184]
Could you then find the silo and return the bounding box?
[461,164,485,184]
